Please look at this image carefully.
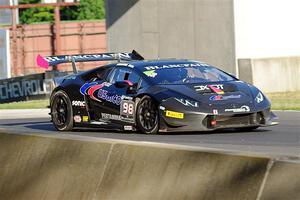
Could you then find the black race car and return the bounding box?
[37,50,278,134]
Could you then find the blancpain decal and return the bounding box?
[145,63,209,71]
[72,100,86,107]
[195,84,224,92]
[175,98,199,107]
[44,53,132,63]
[255,92,264,103]
[225,105,250,113]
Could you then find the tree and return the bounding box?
[19,0,54,24]
[77,0,105,20]
[19,0,105,24]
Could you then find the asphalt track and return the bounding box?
[0,111,299,158]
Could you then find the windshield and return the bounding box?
[143,65,235,84]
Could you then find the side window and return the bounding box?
[96,67,113,81]
[108,67,142,84]
[109,67,131,84]
[127,71,140,84]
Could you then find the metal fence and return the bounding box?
[9,20,107,77]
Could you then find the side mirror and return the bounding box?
[114,80,137,94]
[114,80,132,88]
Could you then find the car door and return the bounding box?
[88,66,141,123]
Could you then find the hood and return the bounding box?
[147,81,267,114]
[156,81,253,105]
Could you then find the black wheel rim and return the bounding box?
[138,98,158,131]
[53,96,68,126]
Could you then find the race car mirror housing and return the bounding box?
[115,80,133,88]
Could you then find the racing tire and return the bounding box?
[136,96,159,134]
[50,90,74,131]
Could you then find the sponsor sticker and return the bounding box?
[124,126,133,131]
[80,82,111,96]
[195,84,224,92]
[255,92,264,103]
[101,113,121,121]
[225,105,250,113]
[73,115,82,123]
[213,109,218,115]
[166,110,184,119]
[159,106,166,111]
[143,70,158,78]
[72,100,86,107]
[97,89,122,105]
[144,62,209,71]
[208,85,224,95]
[209,95,241,101]
[121,95,133,100]
[83,116,89,122]
[175,98,199,107]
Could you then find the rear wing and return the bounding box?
[36,50,144,73]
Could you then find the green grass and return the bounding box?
[266,92,300,110]
[0,100,49,109]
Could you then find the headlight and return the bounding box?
[255,92,264,103]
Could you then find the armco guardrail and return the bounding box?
[0,132,299,200]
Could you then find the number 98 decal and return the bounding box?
[120,100,135,117]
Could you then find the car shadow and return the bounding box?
[161,128,271,135]
[1,121,49,126]
[0,118,272,136]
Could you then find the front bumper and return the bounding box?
[159,108,278,132]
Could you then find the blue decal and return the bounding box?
[210,94,242,101]
[97,89,122,105]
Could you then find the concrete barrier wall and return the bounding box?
[0,132,299,200]
[238,57,300,93]
[105,0,236,75]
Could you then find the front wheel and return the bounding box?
[136,96,159,134]
[50,90,73,131]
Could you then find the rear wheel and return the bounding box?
[136,96,159,134]
[51,90,73,131]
